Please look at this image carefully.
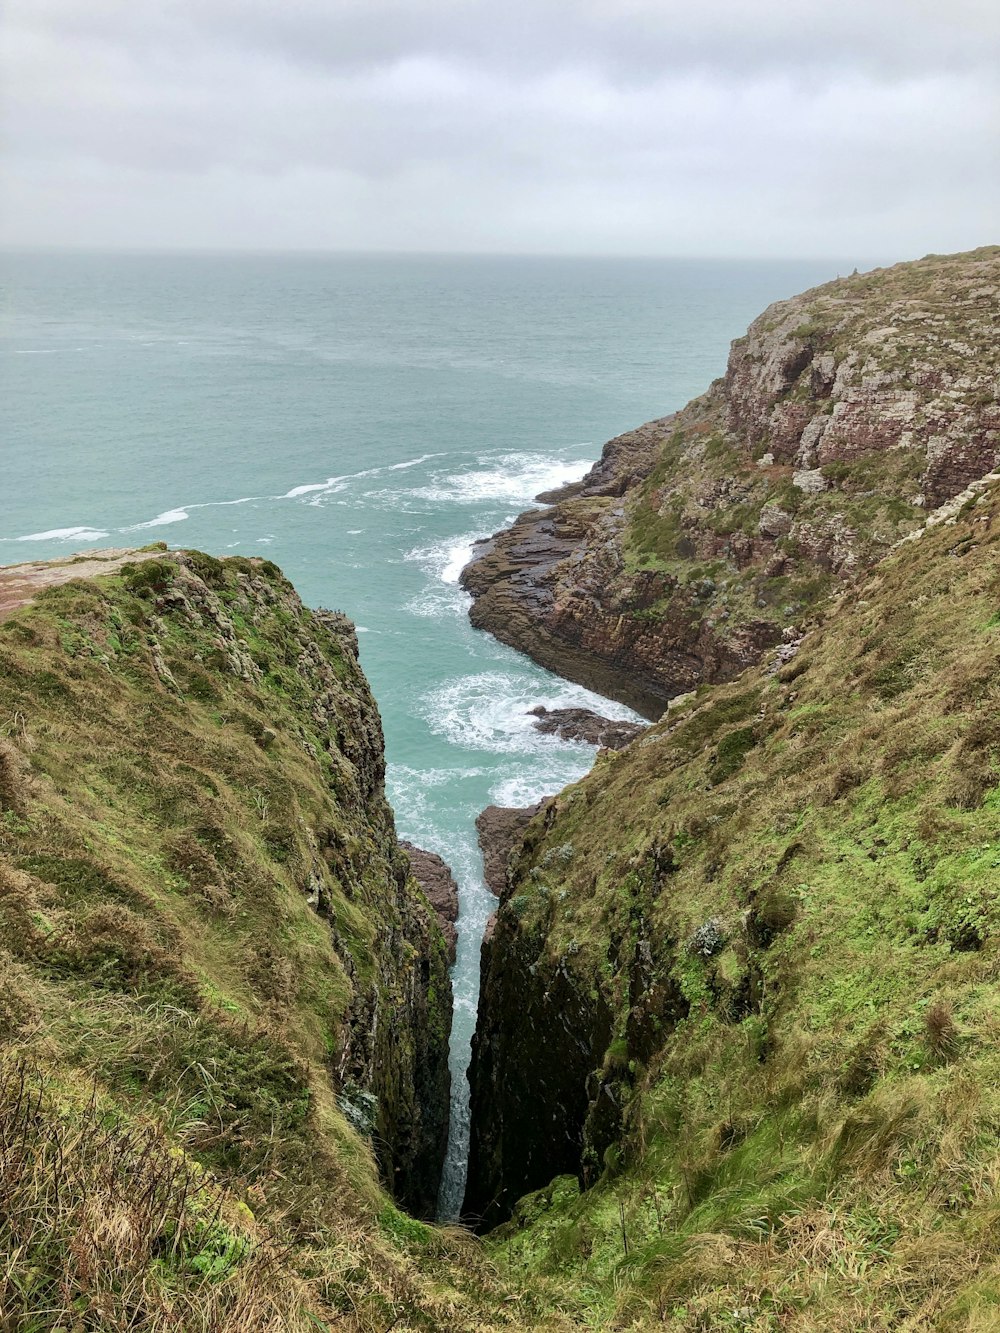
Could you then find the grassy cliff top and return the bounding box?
[625,245,1000,622]
[458,247,1000,716]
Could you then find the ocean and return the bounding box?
[1,250,860,1216]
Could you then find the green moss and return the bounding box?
[709,725,758,785]
[480,485,1000,1327]
[0,550,502,1331]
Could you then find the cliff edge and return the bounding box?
[0,548,529,1331]
[462,247,1000,717]
[465,472,1000,1327]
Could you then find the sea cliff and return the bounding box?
[464,468,1000,1325]
[461,247,1000,716]
[3,246,999,1332]
[461,248,1000,1329]
[0,548,527,1330]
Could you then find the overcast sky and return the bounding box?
[2,0,998,257]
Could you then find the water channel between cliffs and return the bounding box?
[381,549,644,1221]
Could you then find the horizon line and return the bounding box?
[0,243,901,266]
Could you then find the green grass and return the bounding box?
[478,482,1000,1329]
[0,550,527,1333]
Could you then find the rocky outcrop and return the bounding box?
[464,904,615,1231]
[401,842,459,962]
[462,248,1000,716]
[0,547,453,1221]
[465,787,688,1231]
[529,706,645,749]
[476,803,545,897]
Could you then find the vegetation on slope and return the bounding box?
[461,247,1000,715]
[624,245,1000,607]
[469,480,1000,1329]
[0,548,543,1332]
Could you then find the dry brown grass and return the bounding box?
[0,1055,319,1333]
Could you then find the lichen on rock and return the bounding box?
[461,247,1000,717]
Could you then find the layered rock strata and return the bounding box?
[462,248,1000,716]
[401,842,460,962]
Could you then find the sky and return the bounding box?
[2,0,998,257]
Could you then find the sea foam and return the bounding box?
[408,452,592,507]
[404,530,486,585]
[125,507,190,530]
[419,670,639,757]
[14,525,110,543]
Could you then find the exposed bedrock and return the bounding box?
[476,802,545,897]
[461,248,1000,717]
[462,896,615,1232]
[464,797,691,1231]
[529,705,646,749]
[400,842,460,963]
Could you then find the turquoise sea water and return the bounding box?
[1,251,859,1216]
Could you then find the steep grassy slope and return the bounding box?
[462,247,1000,716]
[466,480,1000,1329]
[0,549,544,1332]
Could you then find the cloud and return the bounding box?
[2,0,998,254]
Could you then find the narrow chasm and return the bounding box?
[463,903,614,1230]
[462,817,689,1232]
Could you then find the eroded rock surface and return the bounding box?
[462,248,1000,716]
[476,803,544,897]
[529,705,645,749]
[401,842,459,962]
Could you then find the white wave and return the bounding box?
[419,673,569,755]
[408,452,592,507]
[404,530,487,585]
[14,525,110,543]
[490,765,586,808]
[282,478,346,499]
[124,507,190,531]
[112,495,257,535]
[386,451,446,472]
[386,763,485,842]
[420,668,644,757]
[404,585,471,620]
[280,451,445,503]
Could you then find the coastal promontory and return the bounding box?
[462,247,1000,716]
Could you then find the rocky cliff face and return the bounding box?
[464,475,1000,1329]
[462,247,1000,717]
[0,547,459,1329]
[401,841,460,962]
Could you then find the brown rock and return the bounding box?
[400,842,459,963]
[461,248,1000,716]
[475,804,544,897]
[528,706,645,749]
